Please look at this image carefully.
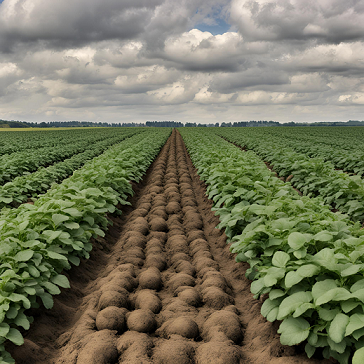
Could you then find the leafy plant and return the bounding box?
[180,128,364,364]
[0,128,171,363]
[0,129,142,208]
[215,128,364,221]
[0,128,142,185]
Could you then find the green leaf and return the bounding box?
[0,197,13,204]
[8,293,31,309]
[272,251,290,268]
[267,307,279,322]
[264,274,278,287]
[28,265,40,278]
[341,265,362,277]
[345,313,364,336]
[305,343,316,358]
[23,287,36,295]
[314,231,333,242]
[63,208,83,217]
[319,307,340,321]
[18,220,29,230]
[328,313,349,343]
[312,248,336,270]
[341,300,360,313]
[296,264,320,278]
[353,327,364,341]
[64,222,80,230]
[316,288,352,306]
[14,312,30,330]
[353,347,364,364]
[251,279,264,295]
[269,289,285,300]
[285,271,303,289]
[308,332,318,346]
[6,328,24,346]
[5,306,18,320]
[0,323,10,337]
[42,282,61,295]
[293,303,315,317]
[351,279,364,293]
[52,214,70,226]
[68,255,80,266]
[312,280,337,301]
[278,317,310,345]
[327,337,347,354]
[51,274,70,289]
[352,288,364,303]
[261,298,279,318]
[288,232,307,250]
[293,248,307,259]
[42,230,62,242]
[14,249,34,262]
[277,291,312,320]
[39,292,54,309]
[47,251,67,261]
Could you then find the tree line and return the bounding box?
[1,119,364,128]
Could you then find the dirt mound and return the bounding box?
[96,306,127,332]
[158,316,199,339]
[127,309,157,333]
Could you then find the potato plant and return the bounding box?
[0,129,141,208]
[0,129,170,363]
[215,128,364,222]
[180,128,364,364]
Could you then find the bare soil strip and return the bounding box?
[9,130,332,364]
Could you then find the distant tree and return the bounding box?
[221,122,232,127]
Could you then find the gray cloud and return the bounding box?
[0,0,364,124]
[230,0,364,43]
[0,0,163,51]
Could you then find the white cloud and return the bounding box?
[0,0,364,123]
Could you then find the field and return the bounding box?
[1,127,364,364]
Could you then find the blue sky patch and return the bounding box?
[194,18,231,35]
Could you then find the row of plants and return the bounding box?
[0,128,171,363]
[179,128,364,364]
[0,128,141,185]
[0,128,138,157]
[219,127,364,176]
[262,127,364,175]
[0,129,143,209]
[278,138,364,176]
[214,128,364,222]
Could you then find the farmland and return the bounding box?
[0,127,364,363]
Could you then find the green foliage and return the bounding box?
[0,128,171,362]
[179,128,364,364]
[215,127,364,221]
[0,129,142,208]
[0,128,143,184]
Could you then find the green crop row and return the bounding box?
[0,128,171,363]
[221,126,364,175]
[214,128,364,222]
[0,129,142,209]
[0,128,136,157]
[179,128,364,364]
[0,128,141,185]
[278,136,364,176]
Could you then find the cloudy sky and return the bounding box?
[0,0,364,124]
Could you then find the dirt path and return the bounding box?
[9,130,332,364]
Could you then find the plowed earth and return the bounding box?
[8,130,333,364]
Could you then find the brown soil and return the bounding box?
[8,130,334,364]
